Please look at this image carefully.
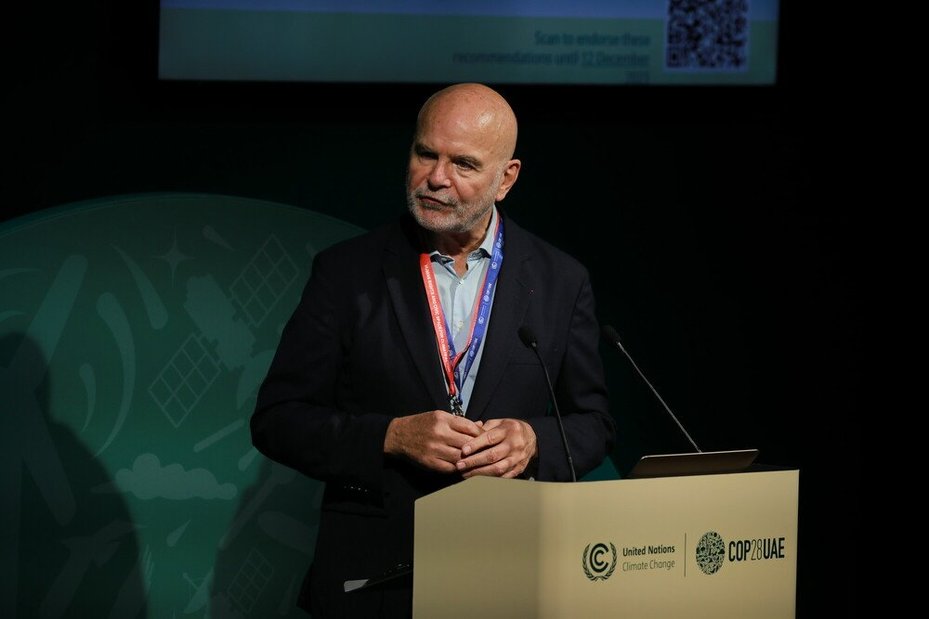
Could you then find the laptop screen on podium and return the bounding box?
[626,449,759,479]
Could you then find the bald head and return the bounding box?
[416,83,518,161]
[406,83,522,241]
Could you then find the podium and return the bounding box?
[413,469,798,618]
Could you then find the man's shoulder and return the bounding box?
[503,213,588,277]
[315,215,411,261]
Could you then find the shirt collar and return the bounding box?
[475,205,499,258]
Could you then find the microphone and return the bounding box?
[518,326,576,482]
[600,325,702,453]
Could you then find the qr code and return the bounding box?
[666,0,749,70]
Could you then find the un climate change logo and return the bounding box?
[696,531,726,575]
[582,542,617,581]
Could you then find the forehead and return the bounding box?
[414,100,503,159]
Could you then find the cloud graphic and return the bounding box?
[105,453,237,500]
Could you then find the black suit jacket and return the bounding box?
[252,212,615,617]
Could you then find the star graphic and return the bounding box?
[155,231,191,284]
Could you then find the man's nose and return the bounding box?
[427,161,452,188]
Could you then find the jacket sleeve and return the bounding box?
[525,272,615,481]
[250,249,392,502]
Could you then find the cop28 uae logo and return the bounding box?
[695,531,726,575]
[582,543,617,581]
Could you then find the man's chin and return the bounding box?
[410,204,457,232]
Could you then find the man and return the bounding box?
[251,83,615,617]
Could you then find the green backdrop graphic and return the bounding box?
[0,193,364,617]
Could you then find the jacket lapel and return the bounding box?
[466,216,532,420]
[382,219,449,408]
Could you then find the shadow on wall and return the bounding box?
[1,333,146,617]
[0,193,365,616]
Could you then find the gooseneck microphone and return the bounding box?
[600,325,702,453]
[518,326,576,482]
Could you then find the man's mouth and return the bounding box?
[417,193,452,208]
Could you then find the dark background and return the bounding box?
[4,2,857,616]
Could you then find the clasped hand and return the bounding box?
[384,411,537,478]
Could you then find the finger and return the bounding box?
[431,443,469,463]
[416,442,471,472]
[421,411,480,446]
[459,427,505,457]
[446,431,483,450]
[394,412,476,460]
[460,456,518,479]
[456,439,509,472]
[423,458,459,474]
[480,418,503,430]
[447,415,484,438]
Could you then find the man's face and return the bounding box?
[406,105,507,236]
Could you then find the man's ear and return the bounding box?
[494,159,521,202]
